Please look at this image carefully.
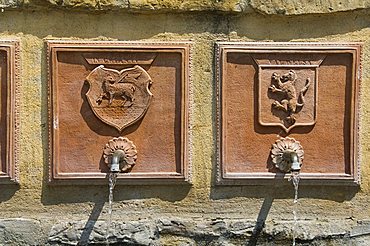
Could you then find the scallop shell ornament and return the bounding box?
[103,137,137,172]
[271,137,304,173]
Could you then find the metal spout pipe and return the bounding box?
[282,150,301,172]
[290,152,301,172]
[110,149,126,173]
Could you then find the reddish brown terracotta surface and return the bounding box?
[48,41,191,184]
[0,41,19,184]
[216,43,361,185]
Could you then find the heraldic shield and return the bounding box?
[253,54,325,133]
[85,65,153,131]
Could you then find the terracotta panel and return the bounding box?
[216,42,361,185]
[0,40,19,184]
[47,41,191,185]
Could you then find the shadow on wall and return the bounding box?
[247,197,274,246]
[0,9,368,41]
[209,180,360,202]
[77,199,104,245]
[0,185,19,202]
[40,184,191,205]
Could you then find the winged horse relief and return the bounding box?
[95,65,145,107]
[85,65,153,131]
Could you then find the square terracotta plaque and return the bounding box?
[216,42,361,185]
[47,41,191,185]
[0,40,19,184]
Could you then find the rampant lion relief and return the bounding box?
[85,65,153,131]
[269,70,311,130]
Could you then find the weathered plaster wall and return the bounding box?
[0,2,370,245]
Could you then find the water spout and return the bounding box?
[110,149,126,173]
[291,153,301,172]
[283,150,301,172]
[104,137,138,173]
[271,137,304,173]
[271,137,304,246]
[103,137,138,245]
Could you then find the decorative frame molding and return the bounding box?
[47,40,192,185]
[0,39,20,184]
[216,42,362,185]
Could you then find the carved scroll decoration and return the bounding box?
[85,65,153,132]
[271,137,304,173]
[103,137,138,172]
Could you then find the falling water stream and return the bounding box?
[106,172,118,245]
[289,171,300,246]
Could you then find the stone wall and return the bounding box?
[1,1,370,245]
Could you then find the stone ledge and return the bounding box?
[48,220,158,245]
[45,218,367,245]
[0,0,370,15]
[1,218,369,245]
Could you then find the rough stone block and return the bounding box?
[0,219,45,246]
[48,220,158,245]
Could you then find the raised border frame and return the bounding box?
[0,39,20,185]
[47,40,192,185]
[215,42,362,186]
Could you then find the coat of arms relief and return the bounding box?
[85,57,154,172]
[269,70,311,127]
[85,65,153,132]
[253,54,325,133]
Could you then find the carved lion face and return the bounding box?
[281,70,296,83]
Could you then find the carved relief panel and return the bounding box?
[48,41,191,184]
[0,40,19,184]
[254,55,324,133]
[216,42,361,185]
